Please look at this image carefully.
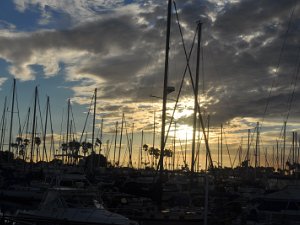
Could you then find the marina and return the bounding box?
[0,0,300,225]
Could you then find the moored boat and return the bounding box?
[11,188,138,225]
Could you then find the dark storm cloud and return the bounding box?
[0,15,143,67]
[214,0,296,38]
[78,44,156,83]
[0,0,299,128]
[193,0,300,127]
[0,4,171,96]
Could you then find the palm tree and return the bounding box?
[82,141,93,156]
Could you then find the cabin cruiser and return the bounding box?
[244,185,300,224]
[12,188,138,225]
[0,172,95,214]
[49,172,94,189]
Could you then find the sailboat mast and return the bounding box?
[204,114,210,225]
[221,123,223,168]
[191,22,202,174]
[272,145,275,168]
[30,87,38,163]
[42,96,49,162]
[66,99,70,164]
[99,118,103,155]
[47,99,55,160]
[296,132,298,165]
[152,110,156,168]
[24,107,30,161]
[185,131,187,167]
[276,139,279,170]
[8,79,16,154]
[247,129,250,163]
[159,0,172,175]
[140,130,144,169]
[293,132,295,164]
[217,136,219,167]
[129,122,134,167]
[282,120,286,171]
[113,121,118,166]
[118,113,124,166]
[0,97,7,152]
[92,88,97,153]
[255,122,259,169]
[173,122,176,171]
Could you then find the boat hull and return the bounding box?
[5,214,137,225]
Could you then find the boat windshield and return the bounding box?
[61,194,102,208]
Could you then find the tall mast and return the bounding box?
[247,129,250,164]
[276,139,279,170]
[264,148,267,167]
[159,0,172,175]
[173,122,176,171]
[0,97,7,152]
[8,79,16,154]
[66,99,70,163]
[221,124,223,168]
[118,113,124,166]
[184,131,187,167]
[292,132,295,164]
[113,121,118,166]
[92,88,97,153]
[30,87,38,163]
[207,115,210,144]
[59,109,64,163]
[204,114,210,225]
[272,145,275,168]
[48,101,55,161]
[152,110,156,168]
[139,130,144,169]
[89,88,97,171]
[24,107,31,161]
[35,118,38,162]
[42,96,49,162]
[239,138,243,166]
[99,118,103,155]
[129,122,134,167]
[283,121,286,171]
[255,122,259,169]
[217,136,219,167]
[191,22,202,174]
[296,132,298,165]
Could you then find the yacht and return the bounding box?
[245,185,300,224]
[13,188,138,225]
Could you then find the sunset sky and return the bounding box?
[0,0,299,169]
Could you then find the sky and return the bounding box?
[0,0,299,169]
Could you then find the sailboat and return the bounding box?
[126,0,209,224]
[9,188,138,225]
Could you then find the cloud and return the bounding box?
[12,0,141,26]
[0,0,298,136]
[0,20,16,30]
[0,77,8,89]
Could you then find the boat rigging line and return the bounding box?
[284,49,300,123]
[223,129,233,168]
[70,100,78,141]
[0,97,7,152]
[47,97,55,160]
[79,92,95,143]
[8,79,16,154]
[173,1,214,168]
[37,89,46,161]
[15,83,22,145]
[155,2,199,171]
[260,3,297,128]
